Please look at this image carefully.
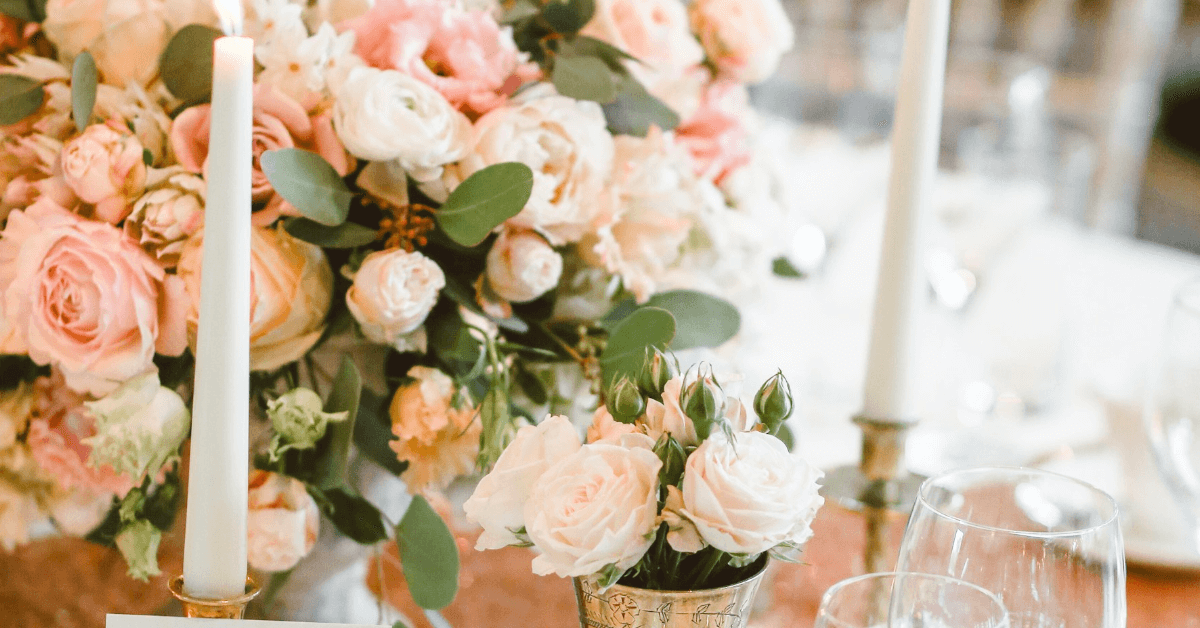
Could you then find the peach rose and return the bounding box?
[0,199,188,395]
[344,0,537,116]
[674,82,753,184]
[171,85,351,226]
[178,225,334,372]
[42,0,171,87]
[585,406,637,445]
[60,122,147,223]
[689,0,794,84]
[388,366,480,491]
[247,470,320,572]
[346,248,445,349]
[485,229,562,303]
[124,167,205,268]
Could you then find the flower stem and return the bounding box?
[690,547,727,590]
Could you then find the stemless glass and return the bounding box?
[814,572,1009,628]
[896,467,1125,628]
[1144,277,1200,550]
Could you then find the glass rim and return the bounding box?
[915,466,1120,537]
[1173,276,1200,319]
[818,571,1008,626]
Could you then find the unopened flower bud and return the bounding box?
[654,434,687,487]
[268,388,349,454]
[606,376,646,424]
[679,365,726,441]
[638,347,678,400]
[754,371,794,435]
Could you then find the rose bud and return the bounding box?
[267,387,349,456]
[754,371,794,435]
[638,346,677,401]
[653,434,687,488]
[679,365,726,441]
[605,375,646,425]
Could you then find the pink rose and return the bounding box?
[674,82,753,184]
[0,199,188,395]
[247,470,319,572]
[60,122,147,223]
[688,0,794,84]
[178,225,334,372]
[343,0,538,116]
[171,85,351,226]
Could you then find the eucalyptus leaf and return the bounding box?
[600,307,675,385]
[602,75,680,136]
[311,486,388,544]
[772,256,804,278]
[645,290,740,351]
[0,74,44,126]
[284,217,378,248]
[352,390,408,476]
[159,24,221,104]
[261,148,354,226]
[397,495,459,610]
[436,162,533,247]
[313,358,362,489]
[552,55,617,103]
[0,0,45,22]
[560,35,640,68]
[71,51,97,133]
[540,0,595,34]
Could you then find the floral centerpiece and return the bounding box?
[0,0,800,613]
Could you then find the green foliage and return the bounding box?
[312,358,362,489]
[308,486,388,544]
[600,307,675,386]
[552,55,617,103]
[605,375,644,424]
[71,51,97,133]
[260,148,354,226]
[283,218,378,248]
[396,495,459,610]
[540,0,595,34]
[644,290,740,351]
[0,0,45,23]
[0,74,44,126]
[159,25,222,105]
[601,75,680,136]
[352,389,409,476]
[0,354,46,389]
[435,163,534,247]
[772,256,805,278]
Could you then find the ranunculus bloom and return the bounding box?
[485,229,562,303]
[178,225,334,372]
[124,167,206,268]
[388,366,480,491]
[0,199,188,394]
[42,0,171,87]
[247,470,320,572]
[60,122,148,223]
[346,248,445,349]
[332,66,471,182]
[344,0,537,116]
[524,442,661,577]
[464,415,582,550]
[442,95,613,246]
[171,85,351,226]
[677,430,823,556]
[674,82,753,184]
[688,0,794,84]
[82,372,189,483]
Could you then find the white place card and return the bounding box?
[108,616,384,628]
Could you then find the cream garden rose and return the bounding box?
[60,122,148,223]
[524,442,661,577]
[42,0,171,87]
[485,229,563,303]
[246,470,320,572]
[676,430,823,556]
[463,415,582,550]
[388,366,480,491]
[689,0,794,84]
[124,167,205,267]
[346,248,445,349]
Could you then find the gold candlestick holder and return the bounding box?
[169,575,261,619]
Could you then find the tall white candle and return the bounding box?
[181,18,253,599]
[861,0,951,422]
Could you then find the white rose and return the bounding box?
[346,249,445,349]
[333,66,472,182]
[82,372,190,483]
[443,95,613,245]
[125,167,205,267]
[42,0,171,87]
[678,431,823,556]
[463,415,582,550]
[689,0,794,84]
[486,229,563,303]
[524,442,661,577]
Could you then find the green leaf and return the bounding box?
[600,307,675,385]
[311,486,388,544]
[540,0,595,34]
[71,51,97,134]
[436,162,533,247]
[159,24,222,104]
[552,55,617,103]
[645,290,740,351]
[513,364,548,406]
[261,148,354,226]
[313,358,362,489]
[772,256,804,278]
[602,75,680,136]
[0,74,44,126]
[352,389,408,476]
[561,36,640,68]
[396,495,459,610]
[0,0,45,22]
[283,217,378,248]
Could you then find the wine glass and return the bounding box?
[896,467,1126,628]
[814,572,1009,628]
[1144,276,1200,550]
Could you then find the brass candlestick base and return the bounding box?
[169,576,260,619]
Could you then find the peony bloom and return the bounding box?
[343,0,537,116]
[464,415,582,550]
[41,0,171,87]
[688,0,794,84]
[178,224,334,372]
[332,66,471,182]
[247,470,320,572]
[60,122,147,224]
[674,82,753,184]
[442,95,613,246]
[524,442,661,577]
[82,372,189,484]
[124,167,206,268]
[346,248,445,350]
[485,229,562,304]
[0,199,188,395]
[171,84,351,226]
[388,366,480,491]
